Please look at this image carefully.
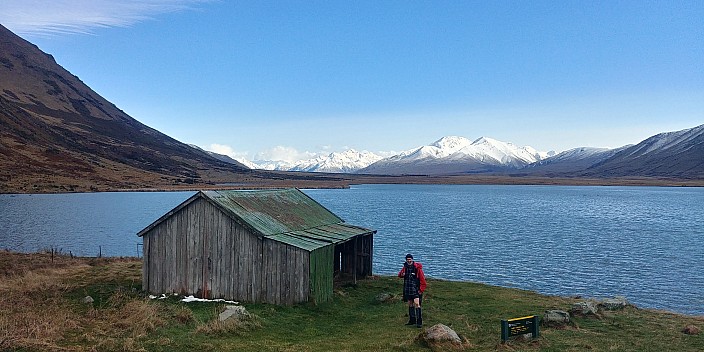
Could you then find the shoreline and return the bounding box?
[3,174,704,194]
[2,250,701,318]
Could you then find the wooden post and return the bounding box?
[531,315,540,338]
[501,320,509,342]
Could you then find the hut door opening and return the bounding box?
[334,235,373,282]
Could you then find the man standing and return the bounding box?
[398,253,427,328]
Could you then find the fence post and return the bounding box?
[532,315,540,338]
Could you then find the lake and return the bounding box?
[1,184,702,316]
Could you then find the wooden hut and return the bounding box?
[137,188,375,305]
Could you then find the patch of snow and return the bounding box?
[148,293,238,304]
[629,124,704,156]
[544,147,612,162]
[149,294,170,300]
[181,295,239,304]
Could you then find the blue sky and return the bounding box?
[1,1,702,162]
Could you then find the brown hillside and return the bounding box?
[0,24,352,192]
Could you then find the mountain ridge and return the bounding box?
[578,124,704,179]
[0,23,347,192]
[236,125,704,179]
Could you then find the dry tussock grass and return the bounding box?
[194,306,261,336]
[0,251,172,351]
[0,254,86,351]
[83,291,166,340]
[80,296,166,352]
[172,305,196,324]
[0,249,88,277]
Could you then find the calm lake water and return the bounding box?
[1,184,702,316]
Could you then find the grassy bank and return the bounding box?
[1,251,702,351]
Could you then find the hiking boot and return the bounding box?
[405,306,416,325]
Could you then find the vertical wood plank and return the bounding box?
[142,234,149,291]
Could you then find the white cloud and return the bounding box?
[0,0,210,37]
[203,143,249,160]
[254,146,319,163]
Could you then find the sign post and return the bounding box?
[501,315,539,342]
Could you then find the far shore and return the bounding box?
[3,173,703,194]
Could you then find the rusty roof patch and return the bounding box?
[202,189,344,236]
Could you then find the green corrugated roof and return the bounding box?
[202,189,343,235]
[266,224,373,251]
[202,189,375,251]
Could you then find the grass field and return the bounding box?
[1,251,702,351]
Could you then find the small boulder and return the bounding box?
[82,296,94,304]
[419,323,462,345]
[570,301,599,316]
[375,292,396,303]
[599,296,629,311]
[543,310,570,327]
[682,324,701,335]
[218,305,250,322]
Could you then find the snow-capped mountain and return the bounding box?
[452,137,551,166]
[524,146,626,175]
[288,150,383,173]
[581,124,704,178]
[252,150,383,173]
[231,157,258,170]
[617,124,704,159]
[253,160,296,171]
[395,136,474,160]
[359,136,552,175]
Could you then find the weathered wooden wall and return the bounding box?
[143,197,313,304]
[261,237,311,305]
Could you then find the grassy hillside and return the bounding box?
[1,251,702,351]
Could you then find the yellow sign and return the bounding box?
[501,315,539,341]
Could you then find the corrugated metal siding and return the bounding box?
[309,245,334,304]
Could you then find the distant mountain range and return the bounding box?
[1,22,702,193]
[229,126,704,179]
[253,149,383,173]
[239,135,553,174]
